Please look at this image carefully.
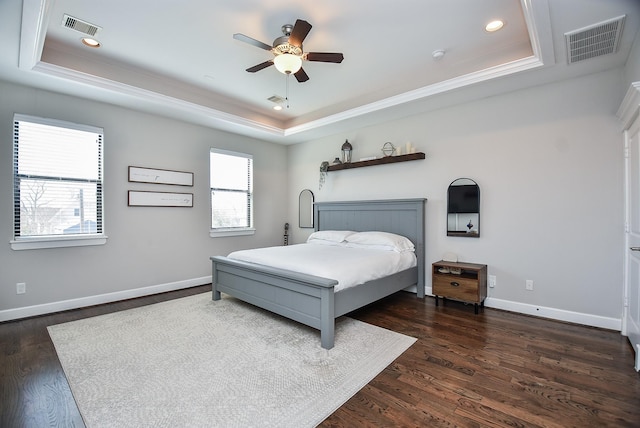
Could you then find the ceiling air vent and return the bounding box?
[565,15,625,64]
[62,14,101,36]
[267,95,286,104]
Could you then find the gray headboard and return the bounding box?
[314,198,426,290]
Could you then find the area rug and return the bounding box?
[48,293,416,428]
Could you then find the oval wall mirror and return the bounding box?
[447,178,480,237]
[299,189,314,228]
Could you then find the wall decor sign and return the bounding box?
[128,166,194,186]
[128,191,193,207]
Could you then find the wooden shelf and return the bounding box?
[326,152,425,171]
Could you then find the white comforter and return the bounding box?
[227,243,416,292]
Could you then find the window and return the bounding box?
[210,148,254,237]
[11,114,106,250]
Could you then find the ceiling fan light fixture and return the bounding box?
[274,53,302,74]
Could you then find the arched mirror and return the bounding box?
[447,178,480,237]
[299,189,314,228]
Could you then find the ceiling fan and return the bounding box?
[233,19,344,83]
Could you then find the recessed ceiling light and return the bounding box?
[81,37,101,48]
[432,49,446,60]
[273,105,283,111]
[485,20,505,32]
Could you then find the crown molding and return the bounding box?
[19,0,553,143]
[617,82,640,130]
[32,61,286,137]
[19,0,50,70]
[285,55,545,137]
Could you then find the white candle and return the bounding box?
[405,142,411,154]
[396,146,402,155]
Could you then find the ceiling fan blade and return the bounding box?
[306,52,344,63]
[233,33,272,51]
[294,67,309,83]
[288,19,312,47]
[246,60,274,73]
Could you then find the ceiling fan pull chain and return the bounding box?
[286,74,290,108]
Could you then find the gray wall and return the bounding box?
[2,27,637,326]
[0,81,288,316]
[624,25,640,89]
[288,68,627,328]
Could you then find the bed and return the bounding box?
[210,198,426,349]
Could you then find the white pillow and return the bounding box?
[343,242,400,252]
[307,230,356,243]
[307,238,345,247]
[345,231,415,252]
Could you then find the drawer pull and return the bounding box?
[450,281,460,287]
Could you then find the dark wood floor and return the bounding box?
[2,285,639,427]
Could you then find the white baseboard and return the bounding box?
[3,281,622,332]
[422,287,621,331]
[484,297,621,331]
[0,276,211,322]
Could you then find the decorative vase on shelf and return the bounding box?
[381,142,395,157]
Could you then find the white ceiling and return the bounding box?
[1,0,638,144]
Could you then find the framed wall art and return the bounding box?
[128,191,193,207]
[128,166,194,186]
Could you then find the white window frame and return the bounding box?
[209,148,254,238]
[11,114,107,250]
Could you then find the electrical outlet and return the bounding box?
[525,280,534,291]
[16,282,26,294]
[488,275,496,288]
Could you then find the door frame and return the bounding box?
[619,82,640,371]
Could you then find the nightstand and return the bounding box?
[432,260,487,314]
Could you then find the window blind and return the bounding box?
[210,148,253,230]
[13,114,104,239]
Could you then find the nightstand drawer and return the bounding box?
[432,275,479,302]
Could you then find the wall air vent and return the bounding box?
[62,14,101,36]
[565,15,625,64]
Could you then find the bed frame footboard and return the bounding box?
[211,256,339,349]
